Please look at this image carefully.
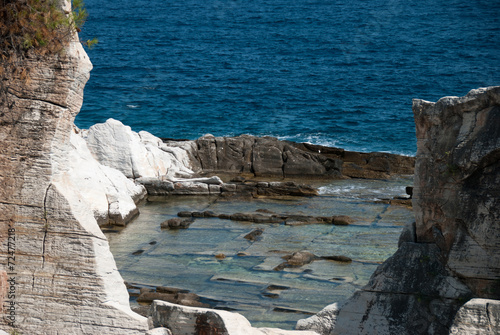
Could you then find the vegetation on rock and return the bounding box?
[0,0,96,116]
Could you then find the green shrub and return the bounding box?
[0,0,95,79]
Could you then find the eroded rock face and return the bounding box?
[69,127,147,226]
[296,87,500,335]
[192,134,415,179]
[413,86,500,297]
[85,118,199,179]
[194,134,343,178]
[0,3,147,333]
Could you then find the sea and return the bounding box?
[75,0,499,157]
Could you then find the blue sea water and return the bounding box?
[75,0,499,156]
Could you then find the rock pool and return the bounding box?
[105,177,414,329]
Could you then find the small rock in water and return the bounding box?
[332,215,353,225]
[161,218,194,229]
[203,210,218,217]
[132,249,144,255]
[214,253,226,260]
[244,228,264,241]
[322,255,353,263]
[284,251,318,266]
[230,212,254,222]
[156,286,189,294]
[177,211,193,217]
[230,176,246,182]
[262,291,280,299]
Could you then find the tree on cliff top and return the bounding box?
[0,0,96,112]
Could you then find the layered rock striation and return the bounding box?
[192,134,414,179]
[0,2,148,333]
[413,87,500,298]
[297,86,500,334]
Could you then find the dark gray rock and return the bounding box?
[244,228,264,241]
[194,134,345,179]
[397,221,416,247]
[322,255,352,263]
[161,218,194,229]
[281,251,319,267]
[331,215,353,226]
[333,243,472,335]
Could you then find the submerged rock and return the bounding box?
[244,228,265,241]
[161,218,194,229]
[321,255,352,263]
[137,288,209,308]
[275,251,321,271]
[283,251,318,266]
[331,215,353,226]
[178,210,355,227]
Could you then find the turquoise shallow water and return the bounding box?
[75,0,499,156]
[105,177,414,329]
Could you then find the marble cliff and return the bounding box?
[0,1,148,333]
[297,86,500,334]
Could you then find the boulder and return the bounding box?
[244,228,265,241]
[283,251,318,267]
[161,218,194,229]
[69,128,146,226]
[449,298,500,334]
[275,251,320,270]
[295,303,340,334]
[331,215,353,226]
[85,118,197,179]
[149,300,319,335]
[321,255,352,263]
[146,328,172,335]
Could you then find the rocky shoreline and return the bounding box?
[72,117,415,229]
[0,1,498,332]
